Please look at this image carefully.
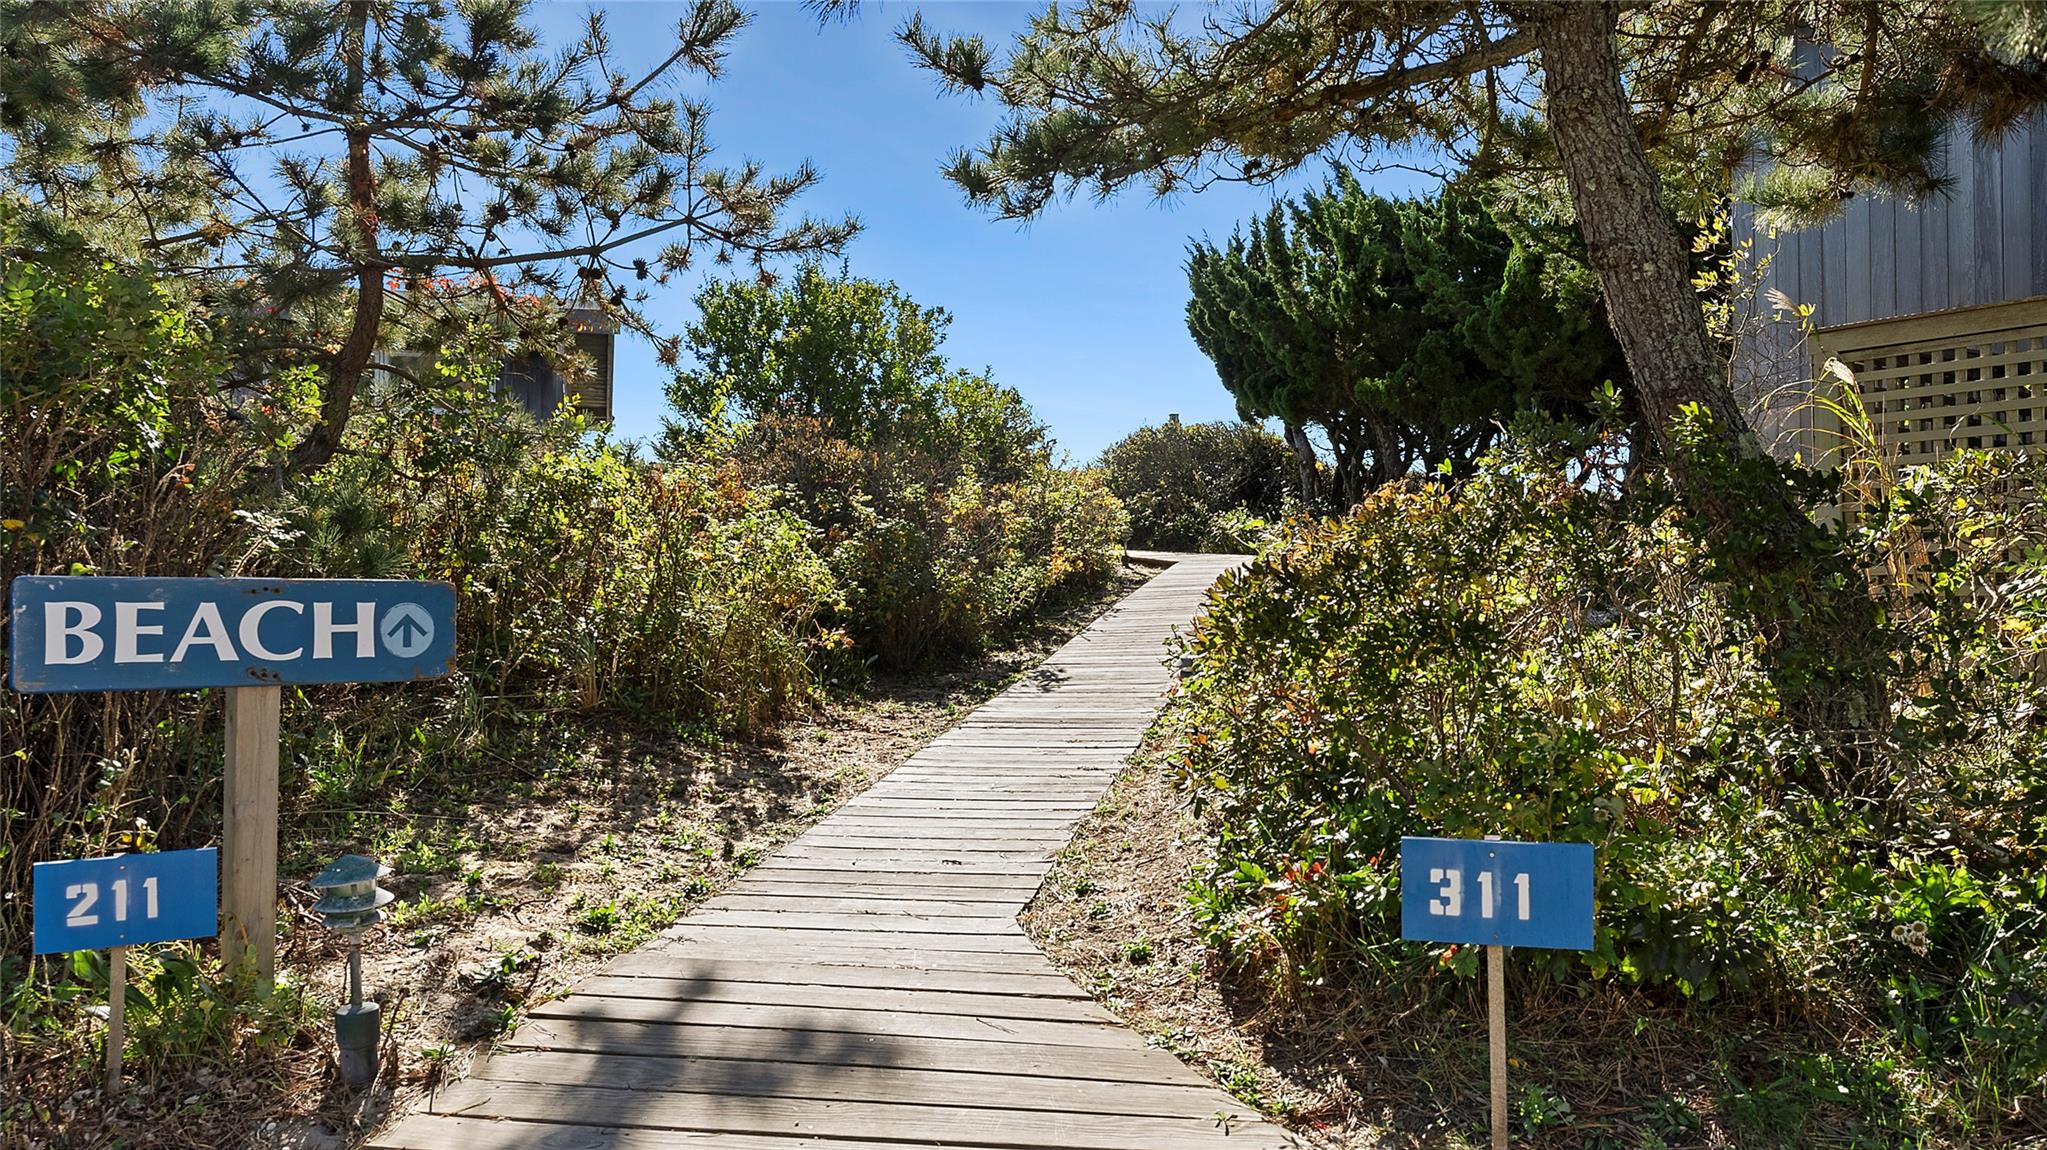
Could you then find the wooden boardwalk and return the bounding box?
[372,554,1294,1150]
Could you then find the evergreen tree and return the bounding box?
[1186,174,1629,502]
[0,0,855,475]
[888,0,2047,761]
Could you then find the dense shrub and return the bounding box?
[279,366,839,734]
[1169,429,2047,1137]
[725,412,1125,667]
[1,206,282,958]
[1098,419,1298,551]
[669,266,1128,667]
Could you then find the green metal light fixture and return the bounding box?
[310,855,393,1087]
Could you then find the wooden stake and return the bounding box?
[106,945,126,1095]
[222,685,281,992]
[1488,941,1508,1150]
[1485,831,1507,1150]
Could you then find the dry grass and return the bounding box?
[9,565,1156,1150]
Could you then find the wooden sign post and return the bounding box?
[11,577,456,992]
[33,848,220,1092]
[105,944,126,1092]
[1399,835,1597,1148]
[1488,929,1508,1149]
[222,685,282,988]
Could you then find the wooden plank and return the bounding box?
[1923,192,1951,313]
[1821,208,1850,326]
[1951,155,1977,311]
[766,847,1056,866]
[730,869,1045,892]
[566,976,1113,1023]
[814,810,1080,826]
[1867,193,1897,320]
[2002,127,2033,302]
[1973,134,2001,307]
[1898,197,1926,315]
[527,997,1141,1050]
[791,835,1070,852]
[839,794,1099,805]
[468,1050,1254,1120]
[706,894,1020,916]
[1797,219,1823,315]
[731,866,1048,888]
[417,1080,1266,1150]
[2034,114,2047,297]
[373,1114,990,1150]
[600,955,1088,999]
[677,910,1029,935]
[659,925,1047,956]
[648,940,1063,975]
[501,1018,1213,1086]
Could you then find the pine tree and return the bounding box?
[890,0,2047,761]
[0,0,856,474]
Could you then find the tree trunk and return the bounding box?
[1532,1,1885,765]
[287,0,383,477]
[1283,420,1319,505]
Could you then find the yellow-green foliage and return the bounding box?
[723,412,1127,668]
[284,372,837,735]
[1172,433,2047,1141]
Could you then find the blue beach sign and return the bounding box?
[9,577,457,693]
[1399,836,1595,951]
[33,849,219,954]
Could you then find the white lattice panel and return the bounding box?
[1818,298,2047,462]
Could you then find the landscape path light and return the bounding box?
[310,854,394,1087]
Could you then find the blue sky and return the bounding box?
[529,2,1428,462]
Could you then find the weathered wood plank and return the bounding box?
[645,940,1065,975]
[566,976,1113,1023]
[525,997,1144,1051]
[500,1018,1215,1086]
[659,924,1047,954]
[372,1114,990,1150]
[600,954,1088,998]
[466,1049,1251,1119]
[705,894,1021,916]
[418,1080,1268,1150]
[676,909,1030,935]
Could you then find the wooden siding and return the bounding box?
[568,330,614,422]
[1735,116,2047,462]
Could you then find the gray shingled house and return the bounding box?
[1737,116,2047,468]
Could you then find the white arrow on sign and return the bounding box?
[379,603,435,658]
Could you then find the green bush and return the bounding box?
[662,264,1123,667]
[279,362,837,735]
[1,203,283,956]
[725,412,1125,668]
[1098,419,1298,551]
[1169,431,2047,1136]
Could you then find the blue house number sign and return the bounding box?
[33,849,219,954]
[9,577,456,693]
[1400,837,1595,951]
